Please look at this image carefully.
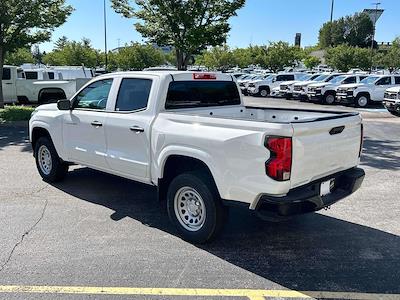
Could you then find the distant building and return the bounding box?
[295,33,301,47]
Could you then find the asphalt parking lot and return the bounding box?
[0,98,399,299]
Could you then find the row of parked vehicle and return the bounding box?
[236,72,400,116]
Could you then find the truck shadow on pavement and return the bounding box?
[361,137,400,170]
[52,167,400,295]
[0,124,31,152]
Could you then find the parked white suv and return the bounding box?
[248,73,302,97]
[383,87,400,116]
[336,75,400,107]
[30,71,365,243]
[307,74,368,104]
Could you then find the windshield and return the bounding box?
[329,75,346,84]
[361,76,379,84]
[313,74,329,81]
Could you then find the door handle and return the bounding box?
[129,126,144,133]
[91,121,103,127]
[5,83,13,85]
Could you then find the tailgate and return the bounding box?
[290,114,362,188]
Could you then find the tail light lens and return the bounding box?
[265,137,292,181]
[359,124,364,157]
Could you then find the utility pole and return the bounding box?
[371,2,381,51]
[329,0,335,46]
[104,0,108,71]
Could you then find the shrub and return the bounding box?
[0,106,35,122]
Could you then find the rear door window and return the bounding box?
[25,72,38,80]
[395,77,400,84]
[166,81,241,110]
[115,78,152,112]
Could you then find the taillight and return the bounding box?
[359,124,364,157]
[265,137,292,181]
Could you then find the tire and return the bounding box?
[166,171,228,243]
[389,110,400,117]
[259,88,269,98]
[356,94,369,108]
[34,137,68,182]
[323,93,336,105]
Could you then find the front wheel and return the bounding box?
[167,172,227,243]
[356,94,369,108]
[259,88,269,97]
[35,137,68,182]
[323,93,336,105]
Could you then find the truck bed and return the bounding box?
[158,105,362,196]
[167,105,358,124]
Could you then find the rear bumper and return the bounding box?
[255,167,365,220]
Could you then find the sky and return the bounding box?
[40,0,400,52]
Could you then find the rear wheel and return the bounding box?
[35,137,68,182]
[167,172,227,243]
[356,94,369,108]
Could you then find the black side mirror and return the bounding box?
[57,99,71,110]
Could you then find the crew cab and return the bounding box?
[248,73,302,97]
[336,75,400,107]
[30,71,365,243]
[307,74,367,104]
[383,87,400,116]
[292,73,341,100]
[1,65,90,105]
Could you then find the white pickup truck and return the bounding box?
[307,74,368,104]
[247,73,302,97]
[336,75,400,107]
[29,71,365,243]
[292,73,341,100]
[383,87,400,116]
[2,65,89,104]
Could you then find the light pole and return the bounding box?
[329,0,335,46]
[104,0,108,71]
[370,2,381,51]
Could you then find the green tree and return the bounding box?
[303,56,321,70]
[264,42,304,72]
[380,38,400,71]
[196,45,236,70]
[319,13,373,48]
[108,43,166,71]
[111,0,245,70]
[325,45,372,72]
[43,38,102,68]
[0,0,73,107]
[4,48,34,66]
